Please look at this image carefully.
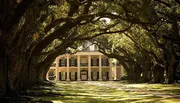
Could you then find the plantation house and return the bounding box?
[47,43,124,81]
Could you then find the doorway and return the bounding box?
[81,70,88,80]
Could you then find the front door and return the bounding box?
[81,70,88,80]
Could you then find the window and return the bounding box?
[81,57,88,66]
[70,58,77,66]
[91,58,99,66]
[59,58,66,66]
[102,58,109,66]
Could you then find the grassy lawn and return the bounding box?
[31,81,180,103]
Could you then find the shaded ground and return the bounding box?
[30,81,180,103]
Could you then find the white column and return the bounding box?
[46,70,49,81]
[56,57,59,81]
[88,55,92,81]
[109,58,113,81]
[116,66,120,80]
[66,55,70,81]
[120,65,124,79]
[99,55,102,81]
[77,55,81,81]
[114,61,117,80]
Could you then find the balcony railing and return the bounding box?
[102,63,109,66]
[59,63,66,67]
[70,63,77,67]
[91,64,99,66]
[80,63,88,66]
[56,61,109,67]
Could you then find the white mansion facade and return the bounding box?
[47,51,124,81]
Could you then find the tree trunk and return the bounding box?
[0,50,35,97]
[42,68,49,81]
[6,52,30,96]
[167,55,175,83]
[153,64,164,83]
[142,68,148,82]
[126,68,135,81]
[0,50,6,96]
[142,61,152,82]
[134,64,142,82]
[38,69,49,82]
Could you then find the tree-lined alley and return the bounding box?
[0,0,180,101]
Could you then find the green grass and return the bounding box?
[30,81,180,103]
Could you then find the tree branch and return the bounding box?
[76,24,133,40]
[124,33,160,62]
[8,0,36,29]
[44,17,74,33]
[154,0,171,7]
[175,0,180,5]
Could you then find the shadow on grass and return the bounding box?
[32,81,180,103]
[40,94,166,103]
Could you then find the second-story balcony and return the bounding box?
[70,63,77,67]
[80,63,88,66]
[91,63,99,67]
[102,63,109,66]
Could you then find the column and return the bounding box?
[66,54,70,81]
[56,57,59,81]
[114,60,117,80]
[99,55,102,81]
[77,55,81,81]
[88,55,92,81]
[116,66,120,80]
[46,70,49,81]
[109,58,113,81]
[119,65,123,79]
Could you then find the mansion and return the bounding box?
[47,51,124,81]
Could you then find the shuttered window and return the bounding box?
[59,58,67,67]
[102,58,108,66]
[91,58,99,66]
[70,58,77,66]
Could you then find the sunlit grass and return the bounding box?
[30,81,180,103]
